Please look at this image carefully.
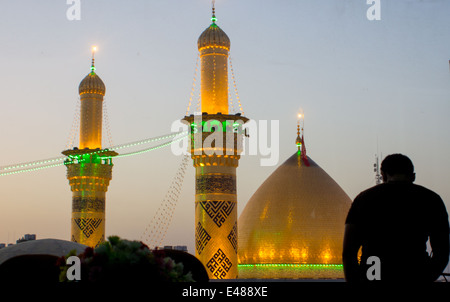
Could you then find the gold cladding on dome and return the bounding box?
[238,153,352,279]
[78,72,106,96]
[197,23,231,51]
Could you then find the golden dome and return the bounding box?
[238,153,352,279]
[79,69,105,96]
[198,22,230,51]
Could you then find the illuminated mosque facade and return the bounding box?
[57,3,352,280]
[182,5,351,280]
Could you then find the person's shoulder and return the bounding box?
[411,184,447,212]
[351,184,387,208]
[412,184,449,220]
[348,185,387,221]
[355,184,387,199]
[411,183,442,200]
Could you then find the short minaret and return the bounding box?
[296,113,309,166]
[62,48,117,248]
[183,5,248,279]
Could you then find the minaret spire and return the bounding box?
[211,0,217,23]
[197,0,230,114]
[91,46,97,74]
[296,112,309,166]
[296,113,302,156]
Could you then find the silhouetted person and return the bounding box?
[343,154,449,282]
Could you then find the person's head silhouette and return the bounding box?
[380,153,416,183]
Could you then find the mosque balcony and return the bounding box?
[66,162,113,180]
[183,112,249,124]
[182,113,249,160]
[62,148,118,165]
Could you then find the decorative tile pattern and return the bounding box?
[199,201,235,227]
[73,218,102,238]
[94,234,105,248]
[206,248,233,279]
[196,174,236,194]
[72,197,105,212]
[195,222,211,255]
[227,222,238,253]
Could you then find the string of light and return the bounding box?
[0,156,67,173]
[228,71,236,113]
[185,54,200,116]
[114,133,188,159]
[109,131,187,153]
[229,54,245,115]
[212,53,217,105]
[141,153,190,249]
[65,97,81,150]
[0,131,188,176]
[0,162,66,177]
[103,98,114,148]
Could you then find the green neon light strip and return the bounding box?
[238,264,343,268]
[115,133,188,158]
[66,148,113,161]
[110,131,186,151]
[0,132,189,176]
[0,131,186,172]
[0,156,66,171]
[0,162,65,177]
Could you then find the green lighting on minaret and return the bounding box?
[296,121,302,156]
[62,48,117,248]
[211,0,217,23]
[90,46,97,74]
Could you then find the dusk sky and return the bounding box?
[0,0,449,255]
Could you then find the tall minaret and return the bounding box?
[182,4,248,279]
[62,48,117,248]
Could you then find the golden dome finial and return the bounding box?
[296,111,308,165]
[79,46,105,96]
[296,113,302,149]
[197,1,230,51]
[91,46,97,74]
[211,0,217,23]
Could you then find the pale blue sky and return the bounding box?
[0,1,449,253]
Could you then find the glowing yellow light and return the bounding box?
[289,247,300,260]
[321,249,332,263]
[259,204,269,220]
[92,46,97,52]
[298,114,302,119]
[301,248,308,260]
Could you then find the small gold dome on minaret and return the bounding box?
[78,47,106,96]
[79,73,105,96]
[197,5,230,50]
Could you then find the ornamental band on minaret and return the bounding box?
[182,6,248,279]
[62,49,117,248]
